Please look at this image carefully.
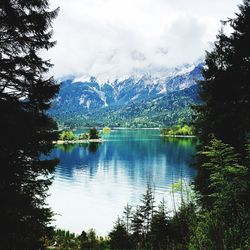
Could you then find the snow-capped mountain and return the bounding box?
[49,62,203,127]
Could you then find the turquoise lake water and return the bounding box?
[47,129,196,235]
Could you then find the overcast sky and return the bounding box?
[48,0,242,81]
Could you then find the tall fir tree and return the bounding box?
[193,0,250,202]
[0,0,59,248]
[123,202,133,234]
[109,218,132,250]
[140,183,155,236]
[150,200,169,250]
[194,0,250,147]
[131,205,144,247]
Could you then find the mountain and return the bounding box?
[49,62,203,128]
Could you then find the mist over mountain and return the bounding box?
[49,62,203,128]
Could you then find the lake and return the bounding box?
[47,129,196,235]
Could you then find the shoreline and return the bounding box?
[53,138,103,144]
[60,127,160,131]
[161,135,196,138]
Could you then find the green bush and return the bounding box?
[59,130,76,141]
[161,124,193,136]
[78,133,89,140]
[102,127,111,134]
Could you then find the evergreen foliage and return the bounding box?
[131,205,144,246]
[150,200,169,250]
[169,203,197,249]
[123,203,133,234]
[80,229,100,250]
[191,1,250,248]
[0,0,59,248]
[49,229,80,249]
[193,0,250,204]
[194,0,250,148]
[108,182,197,250]
[190,139,250,249]
[51,84,198,128]
[139,183,155,237]
[89,127,100,139]
[46,229,110,250]
[109,219,132,250]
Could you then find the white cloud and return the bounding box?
[47,0,242,81]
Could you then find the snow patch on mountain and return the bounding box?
[51,61,204,117]
[70,60,203,87]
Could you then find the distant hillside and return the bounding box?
[49,63,203,128]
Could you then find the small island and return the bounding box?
[54,127,104,144]
[160,124,195,138]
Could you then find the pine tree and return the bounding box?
[109,218,132,250]
[194,0,250,148]
[130,184,155,248]
[123,202,133,234]
[140,183,155,235]
[150,200,169,250]
[131,206,144,247]
[193,0,250,202]
[89,127,99,139]
[0,0,59,248]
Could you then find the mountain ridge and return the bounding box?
[49,62,203,128]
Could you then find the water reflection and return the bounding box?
[48,129,196,235]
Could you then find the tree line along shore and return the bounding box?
[54,127,111,144]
